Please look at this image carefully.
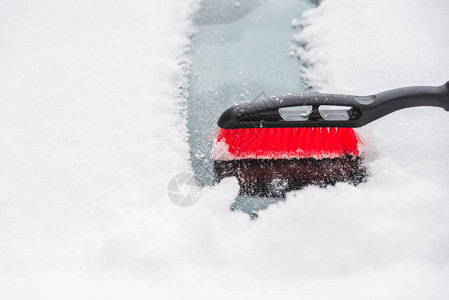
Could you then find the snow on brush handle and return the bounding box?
[217,82,449,129]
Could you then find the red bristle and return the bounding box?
[214,127,361,160]
[328,127,337,154]
[310,128,318,156]
[319,127,330,156]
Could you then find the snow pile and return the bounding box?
[0,0,448,299]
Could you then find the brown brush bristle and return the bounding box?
[214,156,366,197]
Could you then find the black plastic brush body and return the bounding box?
[218,82,449,129]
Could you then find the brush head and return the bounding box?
[213,96,365,197]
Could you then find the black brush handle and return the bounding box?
[217,82,449,128]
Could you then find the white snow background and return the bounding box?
[1,0,448,299]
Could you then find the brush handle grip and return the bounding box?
[366,81,449,121]
[217,82,449,128]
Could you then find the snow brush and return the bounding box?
[213,82,449,197]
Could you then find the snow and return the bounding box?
[1,0,449,299]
